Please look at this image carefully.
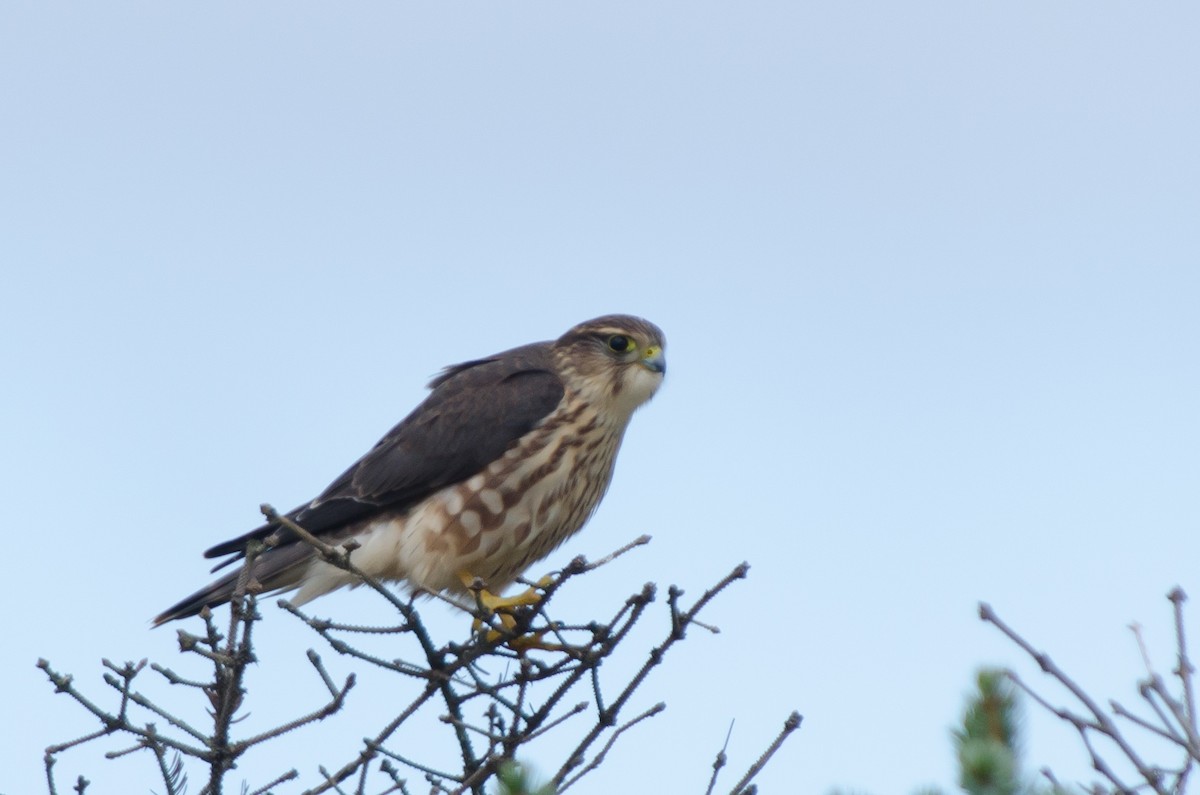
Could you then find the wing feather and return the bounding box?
[203,343,564,560]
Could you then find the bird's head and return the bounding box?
[554,314,666,420]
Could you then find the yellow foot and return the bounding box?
[458,573,553,613]
[482,625,564,652]
[458,572,560,651]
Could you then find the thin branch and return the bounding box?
[728,711,803,795]
[704,720,736,795]
[248,769,301,795]
[1169,589,1196,737]
[981,593,1200,794]
[557,702,666,793]
[980,602,1167,791]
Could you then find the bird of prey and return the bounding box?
[153,314,665,626]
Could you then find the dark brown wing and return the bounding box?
[203,342,564,561]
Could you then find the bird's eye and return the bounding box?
[607,335,633,353]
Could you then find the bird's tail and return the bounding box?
[151,543,316,627]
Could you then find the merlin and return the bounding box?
[153,314,666,625]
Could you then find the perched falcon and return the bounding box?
[153,315,665,626]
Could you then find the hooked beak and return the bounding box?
[641,345,666,375]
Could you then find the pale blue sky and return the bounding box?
[3,3,1199,794]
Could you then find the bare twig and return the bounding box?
[42,536,796,794]
[981,589,1199,794]
[728,711,803,795]
[704,720,736,795]
[557,702,667,792]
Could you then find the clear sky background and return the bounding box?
[3,3,1199,794]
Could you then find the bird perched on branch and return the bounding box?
[153,314,666,626]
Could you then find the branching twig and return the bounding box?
[981,589,1198,794]
[42,535,798,794]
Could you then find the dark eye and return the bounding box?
[607,334,632,353]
